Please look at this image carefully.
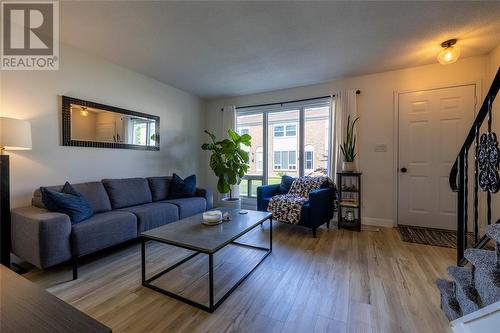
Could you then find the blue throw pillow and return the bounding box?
[279,175,295,194]
[168,173,196,199]
[40,182,94,224]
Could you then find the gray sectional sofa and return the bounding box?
[11,176,212,279]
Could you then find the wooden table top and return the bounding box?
[141,208,272,253]
[0,265,111,333]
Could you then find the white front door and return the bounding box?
[398,85,475,230]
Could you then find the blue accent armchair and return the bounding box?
[257,183,336,237]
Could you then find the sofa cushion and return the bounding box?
[33,182,112,213]
[102,178,152,209]
[119,202,179,232]
[40,182,94,224]
[168,173,196,199]
[147,176,171,201]
[71,211,137,256]
[163,197,206,219]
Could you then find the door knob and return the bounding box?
[401,167,407,173]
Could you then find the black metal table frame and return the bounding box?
[141,217,272,313]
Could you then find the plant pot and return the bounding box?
[220,197,242,209]
[342,161,356,172]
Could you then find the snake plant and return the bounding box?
[340,115,359,162]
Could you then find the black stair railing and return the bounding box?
[450,67,500,265]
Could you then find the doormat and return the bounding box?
[398,225,475,249]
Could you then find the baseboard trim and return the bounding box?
[362,217,394,228]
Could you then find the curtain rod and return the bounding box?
[233,90,360,110]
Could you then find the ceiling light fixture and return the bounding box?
[437,39,460,65]
[80,107,89,117]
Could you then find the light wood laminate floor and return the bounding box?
[24,223,454,333]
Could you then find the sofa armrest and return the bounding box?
[11,206,72,269]
[196,188,213,210]
[257,184,281,211]
[308,188,335,227]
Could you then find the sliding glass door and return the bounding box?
[268,109,300,185]
[236,112,264,197]
[236,98,331,198]
[303,105,330,176]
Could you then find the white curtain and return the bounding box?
[220,105,239,198]
[329,90,358,179]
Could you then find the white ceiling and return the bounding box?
[60,1,500,99]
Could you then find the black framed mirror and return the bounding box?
[62,96,160,151]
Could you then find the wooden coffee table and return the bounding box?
[140,208,272,313]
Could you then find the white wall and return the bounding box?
[205,55,491,226]
[1,44,205,208]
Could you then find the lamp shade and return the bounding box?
[0,117,32,150]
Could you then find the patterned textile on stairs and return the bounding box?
[267,176,331,225]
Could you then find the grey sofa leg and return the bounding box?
[72,257,78,280]
[312,228,317,238]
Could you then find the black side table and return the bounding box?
[337,172,362,232]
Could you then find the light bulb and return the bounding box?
[437,40,460,65]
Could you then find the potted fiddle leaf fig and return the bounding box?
[201,129,251,209]
[340,115,359,172]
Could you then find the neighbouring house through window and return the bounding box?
[273,150,297,170]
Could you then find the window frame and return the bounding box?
[235,97,331,198]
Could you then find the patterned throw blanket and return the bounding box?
[267,176,332,225]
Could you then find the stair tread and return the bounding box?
[447,266,483,312]
[436,279,462,321]
[464,248,497,271]
[486,224,500,244]
[448,266,473,286]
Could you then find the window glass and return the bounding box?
[274,125,284,137]
[285,124,296,136]
[256,147,263,171]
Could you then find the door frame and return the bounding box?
[392,82,480,227]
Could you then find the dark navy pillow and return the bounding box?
[279,175,295,194]
[168,173,196,199]
[40,182,94,224]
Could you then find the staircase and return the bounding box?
[437,223,500,321]
[437,67,500,324]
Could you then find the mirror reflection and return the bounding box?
[70,104,158,146]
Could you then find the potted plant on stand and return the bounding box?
[201,129,251,209]
[341,115,359,172]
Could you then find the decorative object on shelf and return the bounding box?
[345,209,355,222]
[223,211,232,221]
[62,96,160,151]
[437,39,460,65]
[337,172,362,232]
[477,132,500,193]
[201,129,251,209]
[0,117,32,268]
[340,115,359,172]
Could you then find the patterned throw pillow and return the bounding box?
[40,182,94,223]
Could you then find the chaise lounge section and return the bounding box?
[11,176,212,279]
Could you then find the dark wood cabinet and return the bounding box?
[0,265,111,333]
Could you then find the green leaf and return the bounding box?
[228,129,239,142]
[237,149,249,162]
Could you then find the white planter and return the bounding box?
[219,197,242,209]
[342,161,356,172]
